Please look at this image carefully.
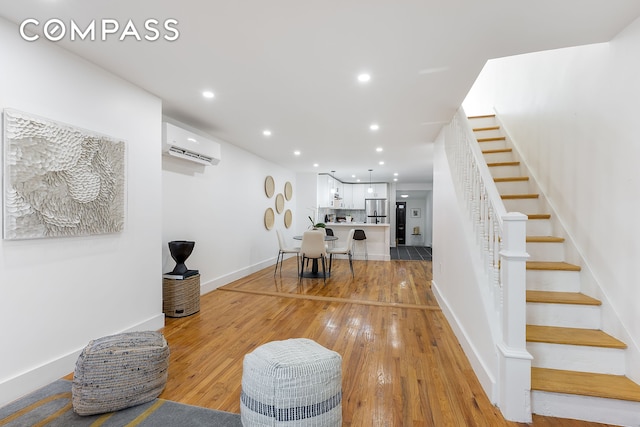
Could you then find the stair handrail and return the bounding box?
[445,107,532,422]
[447,108,506,298]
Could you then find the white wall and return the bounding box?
[432,130,499,403]
[162,121,297,292]
[464,16,640,380]
[0,17,163,405]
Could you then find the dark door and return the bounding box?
[396,202,406,245]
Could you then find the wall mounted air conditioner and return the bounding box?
[162,122,221,166]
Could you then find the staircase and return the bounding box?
[469,114,640,425]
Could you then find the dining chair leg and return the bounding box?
[274,251,281,276]
[321,256,326,285]
[295,254,300,276]
[328,254,333,273]
[348,252,354,278]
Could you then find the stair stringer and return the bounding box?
[494,112,640,387]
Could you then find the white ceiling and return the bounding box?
[1,1,639,185]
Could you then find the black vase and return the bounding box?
[168,240,195,275]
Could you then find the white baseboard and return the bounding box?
[0,313,165,408]
[431,279,498,404]
[200,257,276,294]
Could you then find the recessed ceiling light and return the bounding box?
[370,123,379,131]
[376,147,383,152]
[187,137,197,143]
[263,130,272,136]
[202,90,215,99]
[356,179,361,182]
[393,178,398,182]
[394,172,399,176]
[294,150,301,156]
[351,174,356,178]
[313,163,319,168]
[401,194,409,198]
[357,73,371,83]
[379,161,384,165]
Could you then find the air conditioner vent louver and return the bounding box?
[162,122,221,166]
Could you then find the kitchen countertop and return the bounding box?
[325,222,389,226]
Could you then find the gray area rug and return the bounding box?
[0,379,242,426]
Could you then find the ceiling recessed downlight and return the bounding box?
[357,73,371,83]
[313,163,319,168]
[379,161,384,165]
[202,90,215,99]
[263,130,272,136]
[401,194,409,198]
[370,123,379,131]
[294,150,301,156]
[376,147,383,152]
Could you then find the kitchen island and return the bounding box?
[324,223,390,261]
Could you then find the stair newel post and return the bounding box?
[497,211,533,422]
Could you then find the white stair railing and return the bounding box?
[445,108,532,422]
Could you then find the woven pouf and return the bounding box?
[72,331,170,416]
[240,338,342,426]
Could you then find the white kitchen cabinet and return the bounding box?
[368,183,387,199]
[352,184,366,209]
[317,175,331,208]
[341,183,353,208]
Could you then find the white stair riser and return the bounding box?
[531,391,640,426]
[527,242,565,262]
[478,140,507,151]
[489,165,522,178]
[526,270,581,292]
[528,342,625,375]
[503,198,545,213]
[527,303,601,329]
[526,219,553,235]
[482,152,513,163]
[495,180,532,194]
[468,117,497,128]
[473,129,503,139]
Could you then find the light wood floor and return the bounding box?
[157,257,612,426]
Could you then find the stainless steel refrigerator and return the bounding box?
[365,199,388,223]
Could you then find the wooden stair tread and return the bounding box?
[477,137,506,142]
[501,193,539,200]
[527,261,581,271]
[494,176,529,182]
[526,290,601,306]
[532,368,640,402]
[473,126,500,132]
[527,213,551,220]
[526,236,565,243]
[527,325,626,348]
[468,114,495,119]
[487,161,519,167]
[482,148,512,154]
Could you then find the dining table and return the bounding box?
[293,234,338,278]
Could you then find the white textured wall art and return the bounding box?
[3,109,125,240]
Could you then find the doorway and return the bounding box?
[396,202,406,245]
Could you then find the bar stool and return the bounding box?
[352,229,367,261]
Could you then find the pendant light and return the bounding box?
[330,170,336,194]
[367,169,373,193]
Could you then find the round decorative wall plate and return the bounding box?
[275,193,285,214]
[284,181,293,201]
[284,209,292,228]
[264,208,275,230]
[264,176,275,198]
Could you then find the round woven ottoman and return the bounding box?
[240,338,342,426]
[72,331,170,416]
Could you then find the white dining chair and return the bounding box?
[274,229,300,276]
[327,228,355,277]
[299,230,327,284]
